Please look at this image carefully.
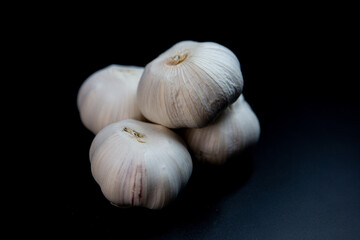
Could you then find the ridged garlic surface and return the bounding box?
[182,95,260,164]
[89,119,193,209]
[77,65,145,134]
[137,40,244,128]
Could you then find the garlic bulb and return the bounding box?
[137,40,244,128]
[182,95,260,164]
[89,119,193,209]
[77,64,145,134]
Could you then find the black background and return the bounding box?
[11,5,359,239]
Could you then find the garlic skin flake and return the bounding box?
[137,40,244,128]
[89,119,193,209]
[182,95,260,165]
[77,65,145,134]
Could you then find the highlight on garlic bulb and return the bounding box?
[137,40,244,129]
[89,119,193,209]
[182,95,260,165]
[77,64,145,134]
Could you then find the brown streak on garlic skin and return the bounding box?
[131,165,143,206]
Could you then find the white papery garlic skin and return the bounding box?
[89,119,193,209]
[182,95,260,165]
[137,40,244,128]
[77,65,145,134]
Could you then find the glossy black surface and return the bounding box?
[24,16,359,239]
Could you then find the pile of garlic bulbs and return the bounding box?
[77,40,260,209]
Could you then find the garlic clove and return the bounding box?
[89,119,193,209]
[137,40,244,129]
[77,64,145,134]
[182,95,260,164]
